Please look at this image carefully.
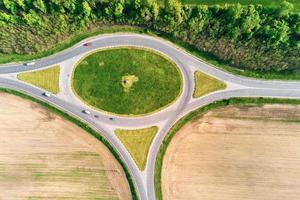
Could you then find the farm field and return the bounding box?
[162,104,300,200]
[180,0,300,12]
[72,47,182,116]
[0,93,131,200]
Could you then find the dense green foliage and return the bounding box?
[72,48,182,116]
[154,97,300,200]
[0,0,299,73]
[179,0,300,12]
[0,88,137,200]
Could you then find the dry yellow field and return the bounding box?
[163,104,300,200]
[0,93,131,200]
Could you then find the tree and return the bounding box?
[114,2,124,17]
[165,0,183,23]
[262,20,290,45]
[33,0,47,13]
[226,3,242,20]
[15,0,25,10]
[137,0,159,22]
[82,1,91,17]
[0,12,17,23]
[22,9,42,25]
[2,0,18,14]
[105,0,125,18]
[277,1,294,16]
[241,5,261,35]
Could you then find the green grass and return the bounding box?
[179,0,300,12]
[0,87,138,200]
[193,71,227,98]
[18,66,60,94]
[115,127,158,171]
[154,97,300,200]
[72,47,182,116]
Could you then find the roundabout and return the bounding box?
[72,47,183,116]
[0,34,300,200]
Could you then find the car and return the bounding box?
[82,110,91,115]
[24,62,35,66]
[94,115,99,118]
[83,42,92,47]
[109,117,116,121]
[42,92,51,97]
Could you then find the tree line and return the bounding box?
[0,0,299,72]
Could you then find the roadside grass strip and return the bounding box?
[193,71,227,98]
[115,126,159,171]
[18,66,60,94]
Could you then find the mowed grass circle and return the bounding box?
[72,47,182,116]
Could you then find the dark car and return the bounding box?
[109,117,116,121]
[83,42,92,47]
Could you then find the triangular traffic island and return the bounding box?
[193,71,227,98]
[18,66,60,94]
[115,126,159,171]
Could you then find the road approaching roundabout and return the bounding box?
[0,34,300,200]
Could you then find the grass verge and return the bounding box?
[193,71,227,98]
[154,97,300,200]
[115,126,158,171]
[0,87,138,200]
[18,66,60,94]
[72,47,182,116]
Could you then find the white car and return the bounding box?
[43,92,51,97]
[82,110,91,115]
[24,62,35,66]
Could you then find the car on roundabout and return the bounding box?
[82,110,91,115]
[24,62,35,66]
[83,42,92,47]
[109,117,116,121]
[42,92,51,97]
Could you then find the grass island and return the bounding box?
[72,47,183,116]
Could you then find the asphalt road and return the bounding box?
[1,34,300,200]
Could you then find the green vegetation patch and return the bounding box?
[115,126,159,171]
[18,66,60,94]
[72,47,182,116]
[193,71,227,98]
[180,0,300,12]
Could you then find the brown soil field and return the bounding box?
[163,104,300,200]
[0,93,131,200]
